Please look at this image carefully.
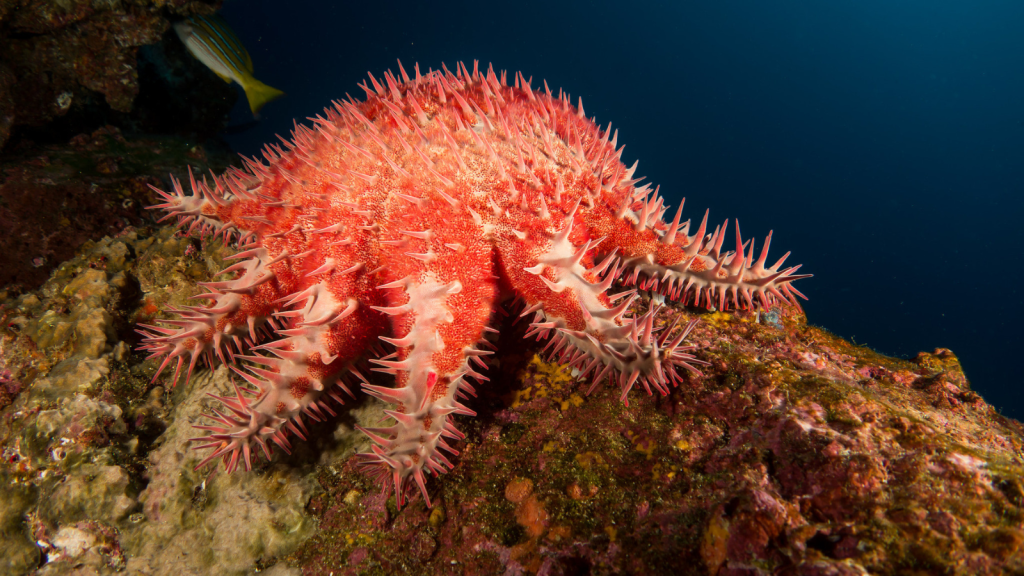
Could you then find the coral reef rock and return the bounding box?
[0,125,234,292]
[0,224,1021,575]
[0,0,230,149]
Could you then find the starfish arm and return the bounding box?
[136,246,290,387]
[357,200,498,509]
[495,202,709,404]
[608,207,812,311]
[147,165,268,243]
[159,187,389,471]
[186,260,388,472]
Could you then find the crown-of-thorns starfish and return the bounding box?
[138,60,810,508]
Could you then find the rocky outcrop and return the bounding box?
[0,125,234,293]
[0,223,1021,575]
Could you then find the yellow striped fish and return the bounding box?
[174,15,285,115]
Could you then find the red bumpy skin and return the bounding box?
[138,61,810,508]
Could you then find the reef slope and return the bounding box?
[0,217,1020,575]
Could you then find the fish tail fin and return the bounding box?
[240,77,285,115]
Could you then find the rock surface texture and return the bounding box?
[0,0,232,150]
[0,125,234,292]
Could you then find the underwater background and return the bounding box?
[212,0,1024,419]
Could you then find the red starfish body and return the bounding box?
[138,61,809,508]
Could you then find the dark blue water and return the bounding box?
[218,0,1024,420]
